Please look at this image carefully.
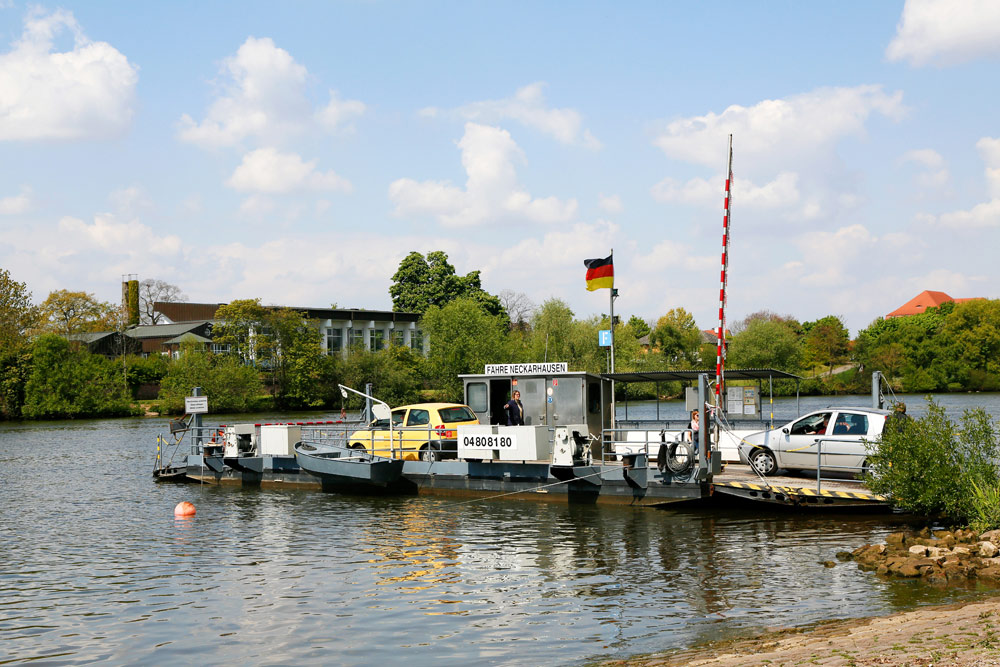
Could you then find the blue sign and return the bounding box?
[547,396,553,403]
[598,329,612,347]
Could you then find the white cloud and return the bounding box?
[0,8,138,141]
[792,224,878,287]
[598,194,623,214]
[653,85,905,169]
[389,122,577,227]
[0,187,32,214]
[58,214,182,254]
[899,148,950,188]
[929,136,1000,228]
[108,186,152,216]
[178,37,365,148]
[977,137,1000,198]
[938,200,1000,229]
[651,172,800,209]
[227,147,352,194]
[886,0,1000,66]
[315,90,366,132]
[437,83,601,148]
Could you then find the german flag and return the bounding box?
[584,255,614,291]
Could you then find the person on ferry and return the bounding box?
[806,413,830,435]
[686,409,699,442]
[505,390,524,426]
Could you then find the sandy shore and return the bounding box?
[611,595,1000,666]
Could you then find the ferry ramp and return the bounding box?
[711,464,889,509]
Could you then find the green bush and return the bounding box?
[866,399,1000,521]
[159,347,264,414]
[23,334,138,418]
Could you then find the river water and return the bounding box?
[2,397,999,666]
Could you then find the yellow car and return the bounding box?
[347,402,480,461]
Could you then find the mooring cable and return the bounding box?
[442,467,607,507]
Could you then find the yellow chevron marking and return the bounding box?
[715,481,886,502]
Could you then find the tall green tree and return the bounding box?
[527,298,575,362]
[0,268,37,352]
[268,308,339,408]
[940,299,1000,390]
[0,269,37,418]
[421,297,512,401]
[626,315,651,339]
[390,250,507,322]
[651,307,702,368]
[213,298,271,364]
[22,334,137,418]
[802,315,850,375]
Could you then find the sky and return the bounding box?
[1,0,999,336]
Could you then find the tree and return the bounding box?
[139,279,187,324]
[730,310,801,336]
[421,297,513,400]
[802,315,850,375]
[0,268,37,353]
[527,298,575,362]
[340,345,423,408]
[213,299,271,364]
[498,289,535,329]
[268,307,339,408]
[38,290,116,335]
[390,250,507,323]
[626,315,651,339]
[651,308,702,368]
[727,319,802,371]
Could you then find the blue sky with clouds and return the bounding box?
[2,0,999,335]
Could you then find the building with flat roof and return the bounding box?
[153,302,426,357]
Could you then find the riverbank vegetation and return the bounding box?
[867,401,1000,529]
[3,256,1000,420]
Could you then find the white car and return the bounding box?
[738,407,891,476]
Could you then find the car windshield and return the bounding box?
[438,406,476,423]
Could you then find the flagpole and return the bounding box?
[716,135,733,415]
[609,248,616,427]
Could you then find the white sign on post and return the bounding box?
[185,396,209,414]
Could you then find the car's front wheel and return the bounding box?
[350,443,367,453]
[749,448,778,476]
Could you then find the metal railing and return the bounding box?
[602,425,700,464]
[813,438,868,491]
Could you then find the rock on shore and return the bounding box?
[849,527,1000,584]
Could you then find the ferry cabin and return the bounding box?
[459,363,612,443]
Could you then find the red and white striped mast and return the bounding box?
[715,135,733,411]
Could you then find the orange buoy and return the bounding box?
[174,501,196,517]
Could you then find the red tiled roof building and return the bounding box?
[886,290,983,318]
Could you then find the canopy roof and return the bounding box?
[601,368,800,382]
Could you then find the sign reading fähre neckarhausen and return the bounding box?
[484,362,568,375]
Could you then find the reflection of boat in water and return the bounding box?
[294,441,404,490]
